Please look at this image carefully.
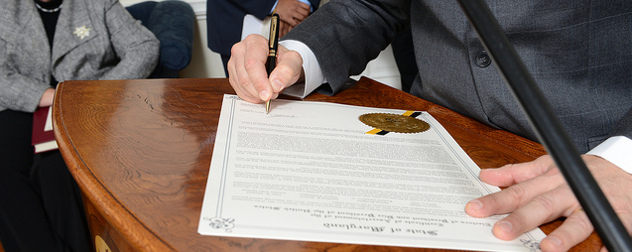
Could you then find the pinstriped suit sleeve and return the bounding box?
[206,0,276,56]
[236,0,277,20]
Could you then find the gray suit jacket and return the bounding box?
[283,0,632,153]
[0,0,159,113]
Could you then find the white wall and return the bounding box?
[119,0,402,89]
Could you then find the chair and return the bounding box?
[126,1,195,78]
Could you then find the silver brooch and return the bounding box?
[73,26,91,39]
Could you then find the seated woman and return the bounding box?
[0,0,159,251]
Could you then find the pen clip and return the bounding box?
[268,14,280,57]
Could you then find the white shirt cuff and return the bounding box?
[278,40,326,98]
[241,15,264,41]
[587,136,632,174]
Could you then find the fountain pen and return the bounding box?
[265,13,280,114]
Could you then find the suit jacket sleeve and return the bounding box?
[281,0,410,95]
[235,0,277,20]
[0,39,50,112]
[99,0,159,80]
[308,0,321,11]
[206,0,276,56]
[612,108,632,139]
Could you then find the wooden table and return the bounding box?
[53,77,602,251]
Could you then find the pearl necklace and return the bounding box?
[35,3,62,13]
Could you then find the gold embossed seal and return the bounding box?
[359,113,430,134]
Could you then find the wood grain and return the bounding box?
[53,77,602,251]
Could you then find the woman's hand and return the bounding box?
[39,88,55,107]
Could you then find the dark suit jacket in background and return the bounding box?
[283,0,632,153]
[206,0,320,59]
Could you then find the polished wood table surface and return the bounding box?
[53,77,601,251]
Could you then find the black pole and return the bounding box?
[457,0,632,251]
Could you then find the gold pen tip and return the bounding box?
[265,100,270,114]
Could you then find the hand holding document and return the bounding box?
[198,95,546,251]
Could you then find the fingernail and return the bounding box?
[260,90,270,100]
[467,200,483,210]
[546,236,562,247]
[497,221,513,233]
[272,79,284,91]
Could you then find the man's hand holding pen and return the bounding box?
[227,34,304,105]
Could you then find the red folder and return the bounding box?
[31,106,58,153]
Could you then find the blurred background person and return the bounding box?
[206,0,320,75]
[0,0,159,251]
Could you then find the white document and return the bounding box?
[198,94,545,251]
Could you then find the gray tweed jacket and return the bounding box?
[284,0,632,153]
[0,0,159,113]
